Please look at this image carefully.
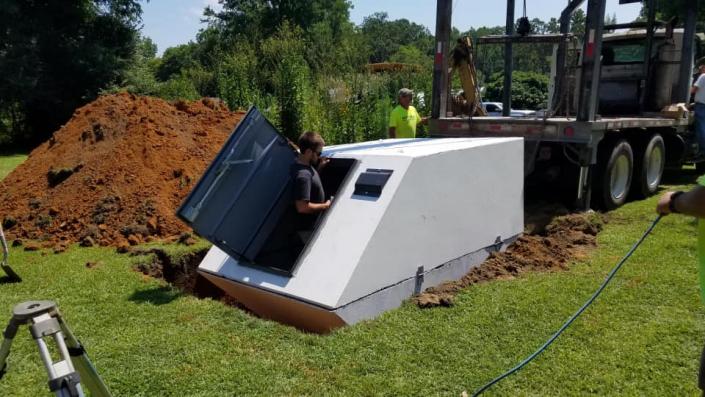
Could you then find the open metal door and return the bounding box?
[177,107,297,262]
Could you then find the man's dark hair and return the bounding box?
[297,131,324,154]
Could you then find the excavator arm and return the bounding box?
[450,36,487,117]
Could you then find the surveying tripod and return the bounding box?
[0,301,112,397]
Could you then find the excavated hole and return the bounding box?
[131,248,244,308]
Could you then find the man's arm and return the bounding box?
[692,74,705,95]
[295,200,331,214]
[388,127,397,138]
[656,186,705,218]
[293,174,331,214]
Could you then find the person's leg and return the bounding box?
[695,104,705,155]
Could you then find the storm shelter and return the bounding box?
[178,107,524,333]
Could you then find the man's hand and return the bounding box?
[655,186,705,218]
[656,191,676,215]
[420,116,429,125]
[317,156,330,171]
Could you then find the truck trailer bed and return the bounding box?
[430,115,690,144]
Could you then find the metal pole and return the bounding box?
[639,0,656,113]
[673,0,698,103]
[551,0,585,114]
[431,0,452,119]
[577,0,606,122]
[502,0,515,116]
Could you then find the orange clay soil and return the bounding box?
[414,210,604,308]
[0,93,244,250]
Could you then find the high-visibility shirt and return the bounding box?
[389,105,421,139]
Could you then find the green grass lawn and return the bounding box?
[0,154,27,181]
[0,155,703,396]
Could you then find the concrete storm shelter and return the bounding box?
[178,108,524,333]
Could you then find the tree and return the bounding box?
[570,9,586,39]
[529,18,548,35]
[260,22,311,141]
[119,35,161,96]
[204,0,356,75]
[156,44,200,81]
[546,18,560,34]
[359,12,434,63]
[205,0,352,47]
[390,45,429,67]
[465,26,504,81]
[0,0,142,147]
[647,1,705,31]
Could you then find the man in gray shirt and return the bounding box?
[692,64,705,156]
[292,131,330,234]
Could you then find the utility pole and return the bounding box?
[431,0,452,119]
[502,0,515,116]
[674,0,698,103]
[577,0,606,122]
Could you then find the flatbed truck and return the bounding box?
[429,0,703,210]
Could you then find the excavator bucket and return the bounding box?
[0,225,21,282]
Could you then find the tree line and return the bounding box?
[0,0,695,149]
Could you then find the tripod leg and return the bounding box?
[0,224,21,283]
[30,313,85,397]
[56,314,112,397]
[0,317,22,379]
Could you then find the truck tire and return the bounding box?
[632,134,665,198]
[593,139,634,210]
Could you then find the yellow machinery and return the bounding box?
[450,36,487,117]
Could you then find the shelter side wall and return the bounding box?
[337,138,524,306]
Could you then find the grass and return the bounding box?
[0,154,26,180]
[0,155,703,395]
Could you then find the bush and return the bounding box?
[303,68,431,145]
[156,75,200,101]
[484,71,549,110]
[183,66,217,98]
[216,48,261,111]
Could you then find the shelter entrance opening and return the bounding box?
[252,157,357,276]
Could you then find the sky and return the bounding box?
[139,0,643,55]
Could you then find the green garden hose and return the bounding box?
[472,215,663,396]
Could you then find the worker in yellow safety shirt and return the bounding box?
[388,88,428,138]
[656,175,705,393]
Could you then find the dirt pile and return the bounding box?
[414,211,604,308]
[0,93,244,249]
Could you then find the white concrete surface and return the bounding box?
[198,138,524,324]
